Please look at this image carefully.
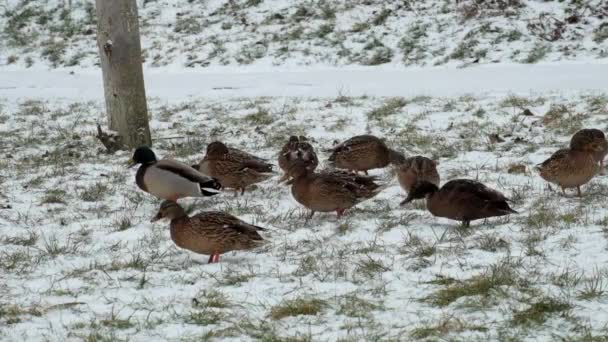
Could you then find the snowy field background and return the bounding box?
[1,0,607,69]
[2,0,608,341]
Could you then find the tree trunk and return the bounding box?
[95,0,152,149]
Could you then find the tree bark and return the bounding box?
[95,0,152,149]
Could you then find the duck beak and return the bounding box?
[150,212,163,223]
[127,158,136,168]
[400,195,414,206]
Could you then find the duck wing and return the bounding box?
[229,147,268,163]
[327,135,380,154]
[538,148,570,168]
[156,159,221,194]
[191,211,267,240]
[441,179,516,215]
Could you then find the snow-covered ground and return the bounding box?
[1,62,608,100]
[2,62,608,340]
[2,0,608,340]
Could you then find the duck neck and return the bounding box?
[169,214,189,227]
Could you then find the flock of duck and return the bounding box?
[128,128,608,264]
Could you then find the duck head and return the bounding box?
[206,141,229,159]
[401,180,439,205]
[285,159,313,184]
[571,129,607,152]
[129,146,157,168]
[151,200,187,222]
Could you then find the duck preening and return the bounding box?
[151,200,268,263]
[395,156,440,201]
[196,141,275,195]
[326,134,404,174]
[278,135,319,183]
[401,179,517,227]
[129,146,221,201]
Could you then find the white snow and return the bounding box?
[1,61,607,100]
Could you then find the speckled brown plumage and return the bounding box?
[402,179,517,227]
[326,135,403,173]
[396,156,440,196]
[288,161,385,218]
[278,136,319,182]
[197,141,274,195]
[570,128,608,168]
[151,201,268,263]
[537,147,599,196]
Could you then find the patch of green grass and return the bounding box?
[0,250,34,272]
[80,182,108,202]
[245,107,273,125]
[424,262,516,306]
[524,44,550,64]
[187,309,226,325]
[270,297,327,320]
[578,269,606,300]
[192,289,231,309]
[336,294,382,318]
[315,22,334,38]
[367,97,408,120]
[355,257,390,279]
[525,202,556,229]
[217,267,255,286]
[371,9,391,26]
[0,304,42,325]
[511,296,571,326]
[411,316,488,339]
[499,95,545,109]
[41,188,67,204]
[114,216,132,231]
[3,231,38,247]
[174,16,203,34]
[100,312,134,330]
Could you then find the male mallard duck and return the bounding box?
[396,156,440,203]
[537,133,603,196]
[288,161,385,219]
[570,128,608,168]
[401,179,517,227]
[326,134,404,174]
[151,200,268,263]
[197,141,274,195]
[129,146,221,201]
[278,135,319,183]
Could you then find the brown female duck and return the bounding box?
[278,135,319,182]
[151,200,268,263]
[197,141,274,195]
[288,161,385,219]
[129,146,221,201]
[401,179,517,227]
[396,156,440,202]
[537,133,603,196]
[570,128,608,168]
[326,135,404,174]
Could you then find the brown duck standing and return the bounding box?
[537,131,603,196]
[326,135,404,174]
[129,146,221,201]
[278,135,319,183]
[396,156,440,202]
[288,161,385,219]
[151,200,268,263]
[570,128,608,168]
[401,179,517,227]
[197,141,274,195]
